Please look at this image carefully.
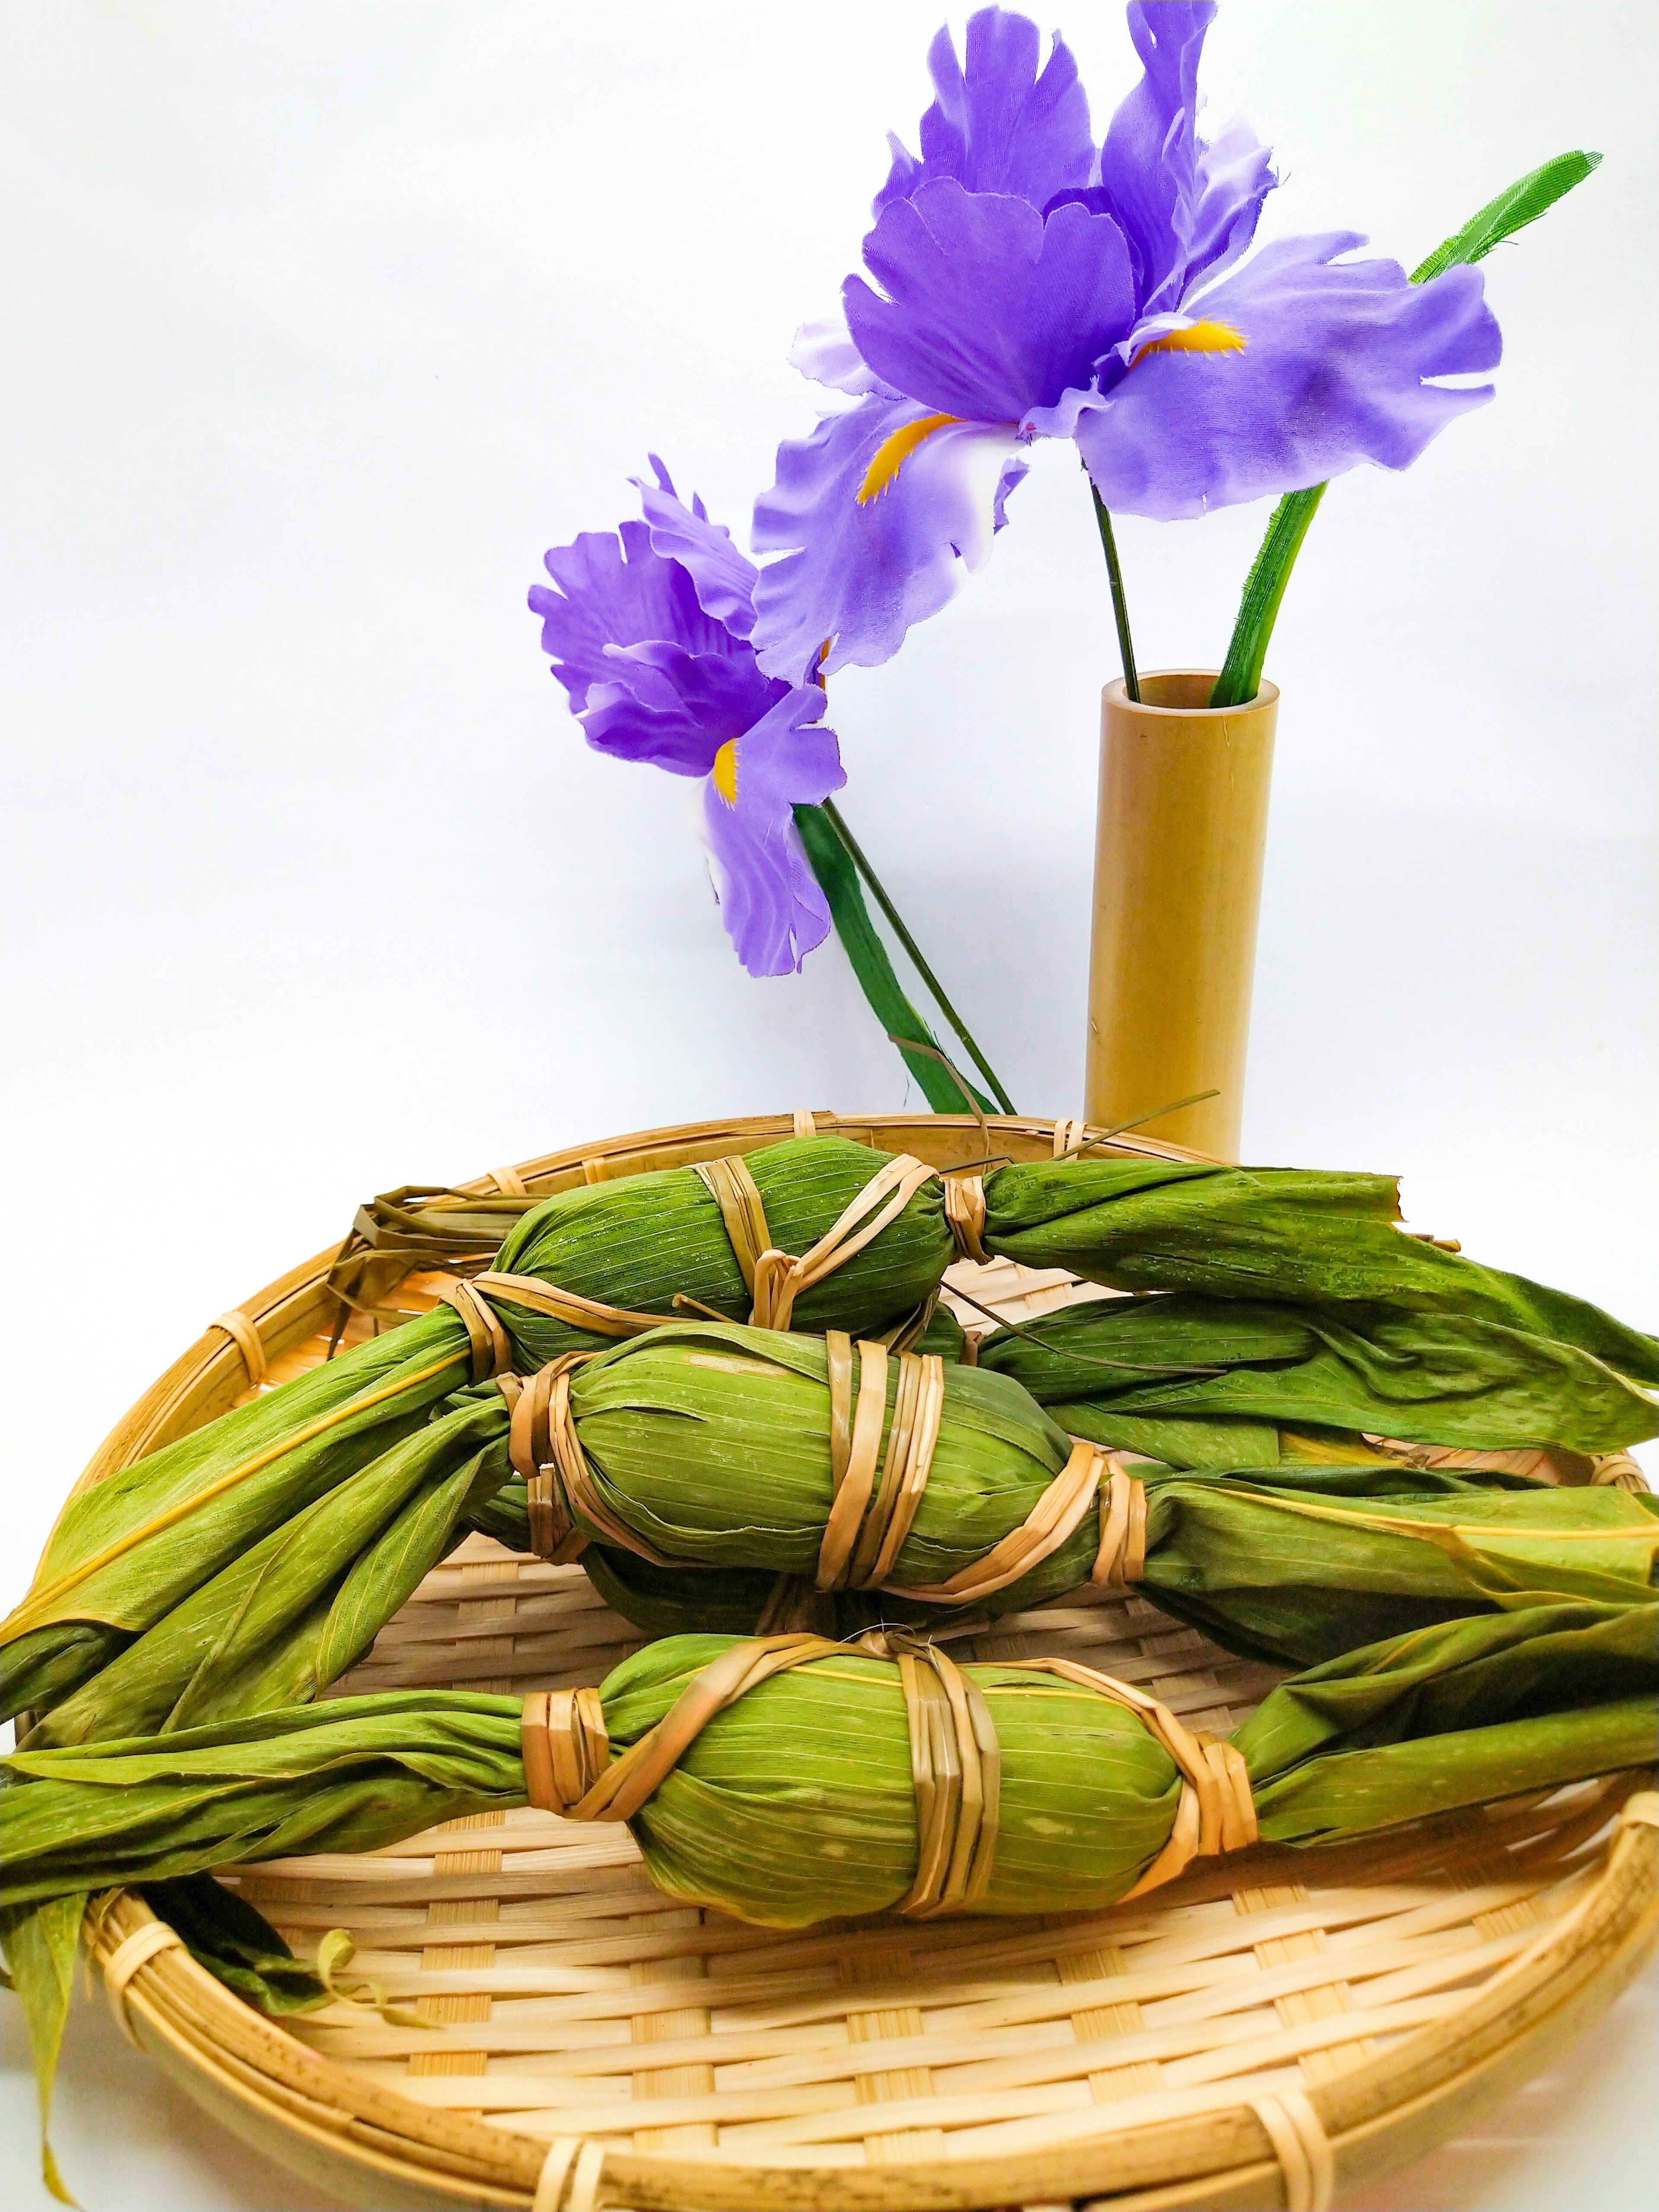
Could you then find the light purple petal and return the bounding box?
[787,315,897,398]
[846,181,1137,423]
[581,642,788,775]
[1097,1,1275,315]
[701,686,846,976]
[631,455,762,639]
[529,518,736,711]
[875,7,1095,217]
[751,392,1027,678]
[1075,234,1502,520]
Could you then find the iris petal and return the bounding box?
[752,392,1028,679]
[530,520,733,712]
[1098,1,1276,316]
[875,6,1095,217]
[1076,233,1501,520]
[631,456,762,640]
[700,686,846,977]
[581,643,787,776]
[846,180,1138,424]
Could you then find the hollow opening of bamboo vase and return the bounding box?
[1085,668,1280,1163]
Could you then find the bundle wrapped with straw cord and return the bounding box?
[464,1324,1658,1661]
[976,1293,1658,1467]
[0,1135,950,1721]
[3,1606,1651,1929]
[26,1307,1657,1749]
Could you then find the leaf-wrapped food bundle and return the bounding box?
[3,1606,1650,1926]
[495,1323,1659,1661]
[0,1135,949,1722]
[977,1293,1658,1458]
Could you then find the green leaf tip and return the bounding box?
[1215,147,1605,708]
[1411,148,1605,282]
[0,1890,88,2205]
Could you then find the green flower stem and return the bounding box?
[1211,149,1602,710]
[1090,483,1141,702]
[1208,484,1326,709]
[819,799,1016,1113]
[793,803,996,1115]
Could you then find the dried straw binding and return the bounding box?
[58,1110,1656,2212]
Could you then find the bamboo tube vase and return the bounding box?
[1085,669,1279,1160]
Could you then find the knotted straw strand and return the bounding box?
[436,1277,513,1384]
[941,1170,990,1264]
[816,1335,946,1590]
[496,1356,675,1567]
[750,1152,938,1332]
[1001,1655,1256,1898]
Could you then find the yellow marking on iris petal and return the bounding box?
[856,411,961,504]
[711,738,739,806]
[1134,318,1247,364]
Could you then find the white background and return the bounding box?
[1,3,1653,2206]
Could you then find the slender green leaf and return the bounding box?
[794,802,992,1113]
[1411,149,1603,284]
[1212,150,1602,708]
[0,1890,86,2203]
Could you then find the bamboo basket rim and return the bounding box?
[47,1109,1659,2212]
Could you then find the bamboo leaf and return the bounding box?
[0,1890,86,2203]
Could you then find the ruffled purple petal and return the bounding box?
[1076,234,1501,520]
[1097,1,1275,316]
[701,685,845,976]
[581,641,788,775]
[529,518,737,711]
[875,7,1094,217]
[787,315,898,398]
[751,392,1027,678]
[846,181,1137,423]
[631,455,761,640]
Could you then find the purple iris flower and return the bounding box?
[530,461,844,976]
[752,3,1503,680]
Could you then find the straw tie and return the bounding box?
[861,1629,1001,1917]
[695,1149,939,1332]
[1092,1463,1148,1589]
[469,1270,667,1344]
[521,1632,843,1822]
[521,1685,610,1812]
[817,1335,947,1590]
[941,1168,990,1264]
[1052,1117,1090,1159]
[999,1654,1256,1898]
[435,1277,513,1384]
[518,1630,1255,1914]
[488,1163,528,1196]
[1592,1452,1652,1493]
[496,1354,674,1567]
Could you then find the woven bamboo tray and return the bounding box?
[57,1112,1656,2212]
